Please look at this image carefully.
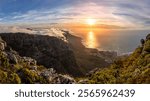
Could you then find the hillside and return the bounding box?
[0,30,149,84]
[0,36,76,84]
[0,27,116,77]
[63,30,115,73]
[0,32,83,77]
[86,34,150,84]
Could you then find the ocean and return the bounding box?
[71,28,150,54]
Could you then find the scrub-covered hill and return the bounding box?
[87,34,150,84]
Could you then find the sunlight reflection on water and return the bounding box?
[69,28,150,53]
[86,30,97,48]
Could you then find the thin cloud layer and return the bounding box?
[0,0,150,29]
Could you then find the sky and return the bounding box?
[0,0,150,29]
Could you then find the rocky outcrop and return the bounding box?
[21,57,37,66]
[0,36,76,84]
[40,68,76,84]
[0,33,82,77]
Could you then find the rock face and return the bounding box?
[0,33,82,77]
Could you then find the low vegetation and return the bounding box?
[88,34,150,84]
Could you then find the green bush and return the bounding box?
[0,69,21,83]
[0,52,9,68]
[8,73,21,84]
[0,69,8,83]
[143,40,150,52]
[87,39,150,84]
[18,68,47,84]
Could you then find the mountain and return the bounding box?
[86,34,150,84]
[0,27,116,77]
[63,30,116,73]
[0,26,149,84]
[0,32,82,77]
[0,36,76,84]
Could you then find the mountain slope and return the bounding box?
[0,32,83,77]
[87,34,150,84]
[0,36,76,84]
[0,28,116,77]
[63,31,112,73]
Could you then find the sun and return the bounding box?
[86,18,96,26]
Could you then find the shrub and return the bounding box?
[0,52,9,68]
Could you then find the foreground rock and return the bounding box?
[40,68,76,84]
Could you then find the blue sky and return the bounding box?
[0,0,150,28]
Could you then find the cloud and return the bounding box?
[0,0,150,29]
[97,24,127,29]
[144,21,150,25]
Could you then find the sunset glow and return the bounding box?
[0,0,149,85]
[86,18,96,26]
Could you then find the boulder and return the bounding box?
[7,53,18,64]
[40,68,56,77]
[52,74,76,84]
[21,57,37,65]
[40,68,57,82]
[40,68,76,84]
[78,79,89,84]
